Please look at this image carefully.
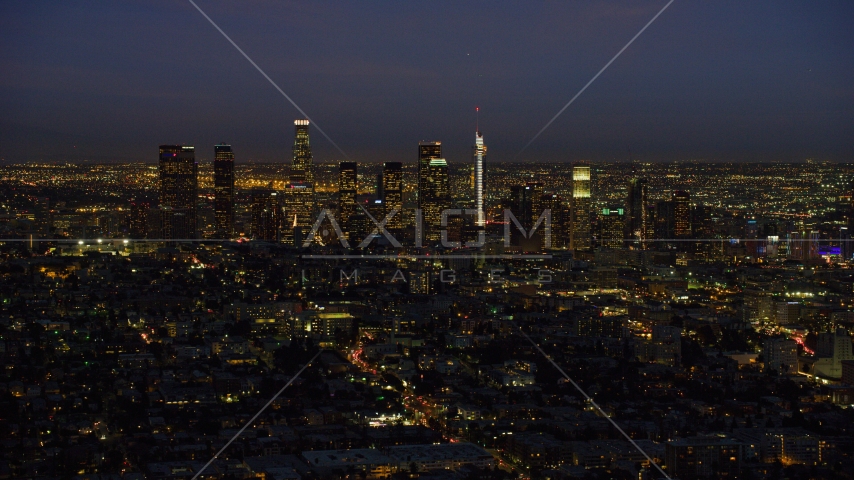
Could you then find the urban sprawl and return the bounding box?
[0,121,853,480]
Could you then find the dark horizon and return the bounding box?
[2,1,853,165]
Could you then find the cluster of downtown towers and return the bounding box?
[146,119,681,249]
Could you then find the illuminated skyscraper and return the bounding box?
[338,162,357,240]
[508,183,551,250]
[250,190,280,242]
[807,230,820,260]
[541,193,568,249]
[509,183,544,219]
[422,158,449,242]
[158,145,198,239]
[382,162,403,230]
[599,207,625,248]
[283,182,314,246]
[474,131,486,227]
[214,143,234,238]
[285,120,315,245]
[787,231,804,260]
[526,182,544,220]
[672,191,691,238]
[626,178,648,245]
[291,119,313,184]
[418,141,442,209]
[571,162,591,250]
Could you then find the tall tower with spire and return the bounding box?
[291,119,313,184]
[474,121,486,227]
[285,119,315,245]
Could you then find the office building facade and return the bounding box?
[214,143,234,238]
[250,191,280,242]
[158,145,198,239]
[418,142,442,210]
[571,162,591,250]
[382,162,403,230]
[291,120,313,184]
[422,158,449,243]
[338,162,358,241]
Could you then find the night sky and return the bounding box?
[1,0,852,165]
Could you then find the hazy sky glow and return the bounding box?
[1,0,852,164]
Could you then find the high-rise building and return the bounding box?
[507,183,547,250]
[382,162,403,230]
[158,145,198,239]
[291,120,313,184]
[599,207,625,248]
[541,193,567,249]
[673,190,691,238]
[526,182,544,222]
[129,202,150,239]
[691,204,714,238]
[626,178,648,245]
[571,162,591,250]
[787,231,805,260]
[214,143,234,238]
[509,183,545,223]
[418,142,442,209]
[422,158,449,243]
[654,200,675,241]
[338,162,357,241]
[284,120,316,245]
[250,191,280,242]
[33,197,50,236]
[807,230,820,260]
[349,211,371,245]
[283,182,314,245]
[508,186,525,221]
[474,132,486,227]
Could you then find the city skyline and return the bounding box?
[1,154,854,479]
[2,3,854,479]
